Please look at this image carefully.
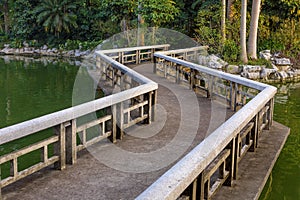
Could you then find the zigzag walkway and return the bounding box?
[2,63,289,200]
[2,63,232,200]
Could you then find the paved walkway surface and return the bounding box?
[2,64,289,200]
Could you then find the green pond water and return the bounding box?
[0,57,299,199]
[260,82,300,200]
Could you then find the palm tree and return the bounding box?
[248,0,262,59]
[35,0,78,37]
[240,0,248,63]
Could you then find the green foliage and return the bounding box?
[10,38,22,48]
[222,39,240,62]
[63,39,101,51]
[0,34,9,48]
[35,0,78,37]
[194,0,222,54]
[258,39,285,53]
[247,59,273,69]
[141,0,179,27]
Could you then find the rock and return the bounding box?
[276,71,288,79]
[52,48,58,53]
[75,49,81,57]
[259,50,272,60]
[198,54,227,69]
[66,50,75,57]
[23,41,29,48]
[226,65,240,74]
[242,65,262,73]
[34,49,41,54]
[42,45,48,50]
[271,64,279,71]
[274,58,291,66]
[241,72,261,79]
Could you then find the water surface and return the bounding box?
[260,82,300,200]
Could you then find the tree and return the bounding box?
[240,0,248,63]
[1,0,10,34]
[248,0,262,59]
[227,0,235,20]
[221,0,226,44]
[140,0,179,27]
[35,0,78,37]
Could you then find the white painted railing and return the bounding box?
[136,49,276,200]
[0,45,170,195]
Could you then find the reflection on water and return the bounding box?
[260,82,300,200]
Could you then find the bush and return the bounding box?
[222,39,240,62]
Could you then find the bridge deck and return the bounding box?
[2,64,289,200]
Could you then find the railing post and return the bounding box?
[136,50,140,64]
[144,91,153,124]
[235,83,242,111]
[229,82,236,110]
[175,64,180,84]
[267,98,274,130]
[207,76,214,98]
[151,90,158,121]
[224,137,236,186]
[111,104,117,143]
[153,56,157,74]
[233,135,239,179]
[116,102,124,140]
[121,52,124,64]
[250,115,258,151]
[190,69,196,91]
[65,120,77,165]
[151,48,155,62]
[54,123,66,170]
[164,61,168,78]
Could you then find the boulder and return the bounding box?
[274,58,291,66]
[198,54,228,69]
[242,65,262,73]
[226,65,240,74]
[241,71,260,79]
[259,50,272,60]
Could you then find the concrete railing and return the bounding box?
[99,44,170,65]
[137,50,276,200]
[0,45,171,195]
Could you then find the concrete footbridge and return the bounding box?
[0,45,289,199]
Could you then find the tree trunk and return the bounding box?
[138,2,145,46]
[240,0,248,63]
[227,0,235,21]
[221,0,226,44]
[3,0,9,34]
[248,0,261,60]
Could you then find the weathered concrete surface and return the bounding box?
[2,64,232,200]
[214,121,290,200]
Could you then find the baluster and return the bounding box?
[41,145,48,163]
[207,76,215,98]
[266,98,274,130]
[224,137,235,186]
[65,120,77,165]
[235,83,242,111]
[10,158,18,178]
[112,104,117,143]
[54,123,66,170]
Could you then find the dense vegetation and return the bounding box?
[0,0,299,65]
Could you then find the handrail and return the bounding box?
[154,53,269,91]
[136,52,277,199]
[0,45,169,145]
[0,84,156,145]
[99,44,170,54]
[0,44,166,195]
